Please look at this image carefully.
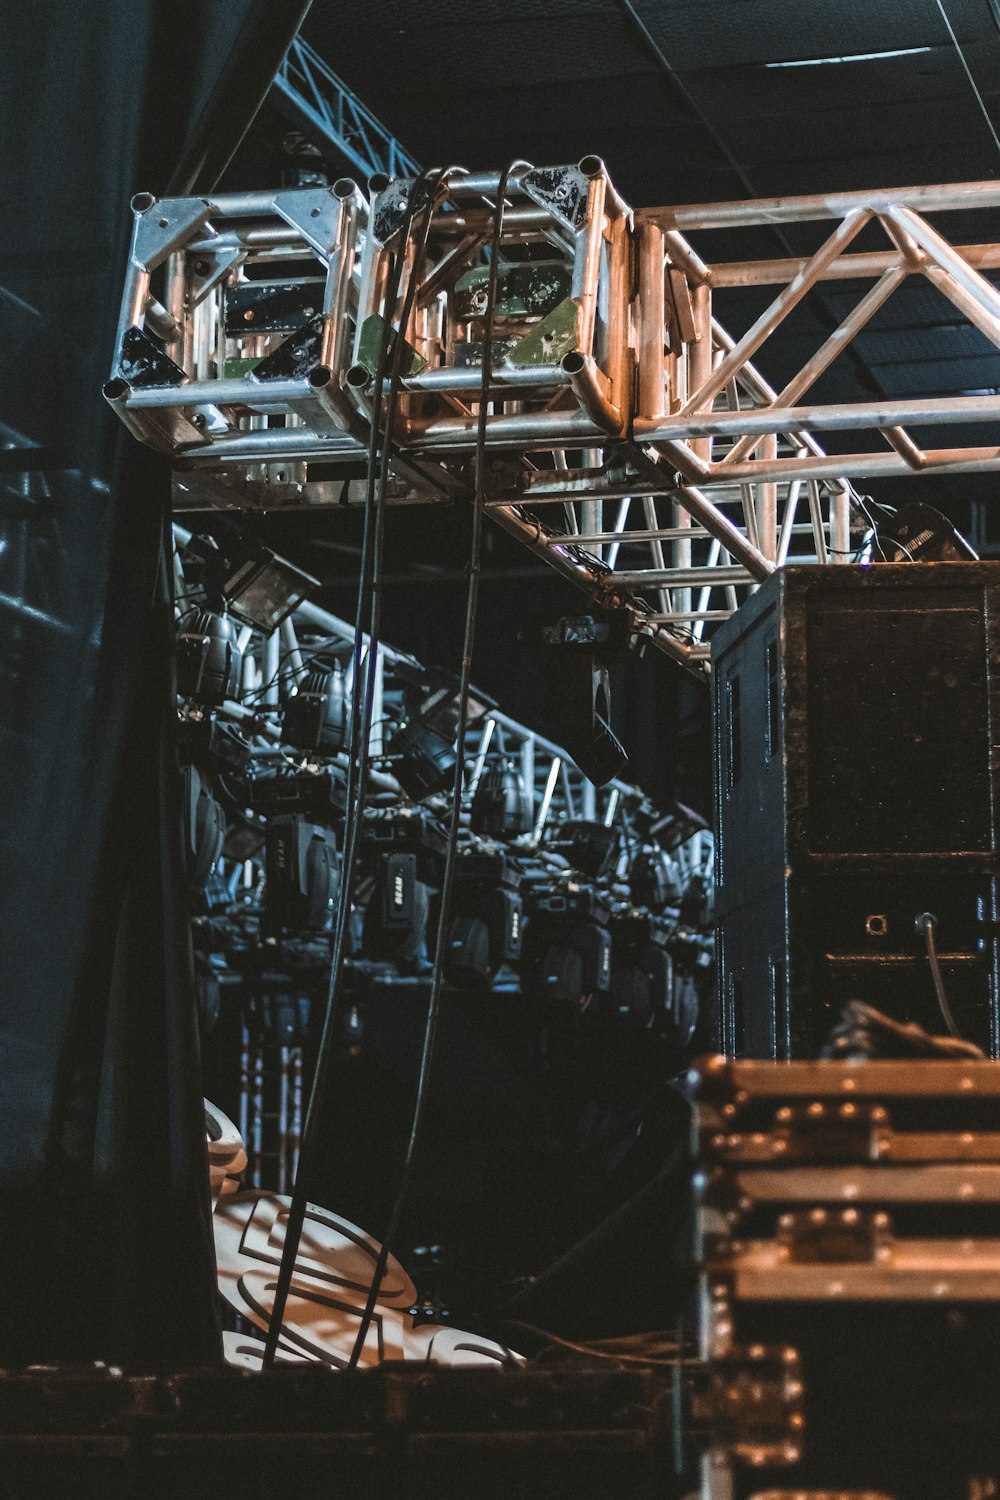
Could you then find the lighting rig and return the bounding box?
[172,523,715,1197]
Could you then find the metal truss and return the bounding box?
[272,35,420,183]
[110,170,1000,674]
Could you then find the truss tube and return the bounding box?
[887,205,1000,332]
[638,223,666,419]
[670,486,774,581]
[642,178,1000,231]
[678,209,872,417]
[714,447,1000,484]
[708,242,1000,288]
[643,392,1000,443]
[487,503,704,666]
[611,564,751,587]
[405,408,603,451]
[922,263,1000,355]
[719,264,908,469]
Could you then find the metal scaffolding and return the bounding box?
[108,168,1000,671]
[272,36,420,183]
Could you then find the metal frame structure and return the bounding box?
[111,170,1000,673]
[349,160,632,448]
[272,35,420,183]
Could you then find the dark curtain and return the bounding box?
[0,0,308,1365]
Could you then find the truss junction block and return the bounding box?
[107,166,1000,672]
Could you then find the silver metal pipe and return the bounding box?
[408,407,602,451]
[663,228,711,286]
[670,487,775,581]
[609,564,752,587]
[561,351,623,433]
[262,631,280,710]
[642,178,1000,231]
[888,205,1000,331]
[718,265,907,469]
[923,263,1000,355]
[637,223,666,420]
[680,209,872,416]
[708,241,1000,287]
[643,392,1000,443]
[533,757,561,842]
[398,363,566,393]
[176,430,365,465]
[714,446,1000,484]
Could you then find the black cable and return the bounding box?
[262,165,462,1367]
[916,911,962,1040]
[505,1319,680,1368]
[344,160,530,1372]
[238,634,344,707]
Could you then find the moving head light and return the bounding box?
[282,661,349,754]
[522,878,612,1010]
[183,767,226,896]
[538,613,632,787]
[362,851,431,970]
[470,762,533,839]
[446,847,524,987]
[176,610,242,705]
[545,819,619,878]
[264,815,340,934]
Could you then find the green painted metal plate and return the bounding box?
[506,298,580,368]
[356,314,427,378]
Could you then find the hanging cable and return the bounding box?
[344,160,531,1372]
[915,911,962,1040]
[934,0,1000,161]
[261,164,462,1366]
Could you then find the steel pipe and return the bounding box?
[642,178,1000,231]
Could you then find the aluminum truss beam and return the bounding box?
[108,166,1000,673]
[271,36,420,183]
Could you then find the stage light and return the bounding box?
[470,762,533,838]
[362,851,431,969]
[264,815,340,934]
[220,544,320,634]
[545,819,619,878]
[876,501,977,562]
[183,767,226,894]
[283,662,349,754]
[389,718,457,801]
[538,613,632,787]
[628,845,682,913]
[176,610,243,705]
[522,879,613,1009]
[445,847,523,986]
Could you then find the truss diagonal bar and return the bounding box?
[887,206,1000,335]
[669,487,774,581]
[719,265,908,469]
[677,211,872,417]
[272,36,421,181]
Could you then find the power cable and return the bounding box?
[261,165,461,1366]
[934,0,1000,161]
[344,160,530,1372]
[915,911,962,1039]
